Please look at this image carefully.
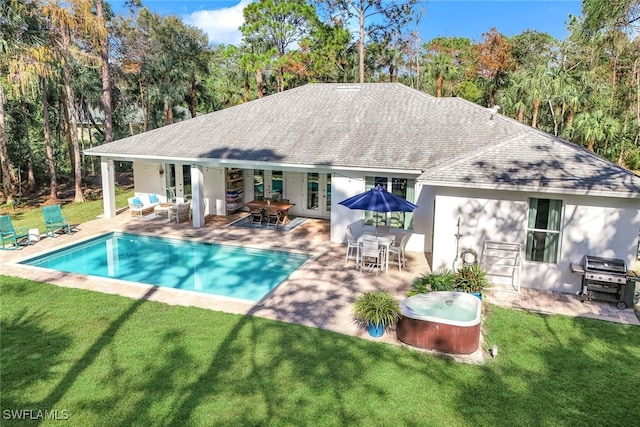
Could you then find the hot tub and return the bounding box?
[396,292,482,354]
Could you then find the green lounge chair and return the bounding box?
[42,205,71,238]
[0,215,31,249]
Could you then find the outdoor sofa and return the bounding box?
[128,193,162,218]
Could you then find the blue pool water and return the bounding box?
[21,232,310,302]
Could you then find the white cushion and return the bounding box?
[138,194,151,206]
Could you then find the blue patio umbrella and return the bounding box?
[338,185,417,219]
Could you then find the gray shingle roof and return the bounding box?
[85,82,640,197]
[417,119,640,197]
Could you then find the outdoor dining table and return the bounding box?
[357,233,395,273]
[245,200,296,224]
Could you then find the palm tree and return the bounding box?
[497,77,527,123]
[572,110,621,153]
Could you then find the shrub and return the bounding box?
[407,269,456,296]
[453,264,489,293]
[352,290,401,331]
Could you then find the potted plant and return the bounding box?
[352,290,401,338]
[453,264,490,299]
[407,269,456,296]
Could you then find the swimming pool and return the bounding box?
[20,232,310,302]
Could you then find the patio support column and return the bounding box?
[101,158,116,218]
[191,164,204,228]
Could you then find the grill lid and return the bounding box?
[584,256,627,275]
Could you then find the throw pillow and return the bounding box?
[149,193,159,203]
[131,197,142,208]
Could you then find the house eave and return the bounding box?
[88,152,423,176]
[418,179,640,199]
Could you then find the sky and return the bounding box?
[111,0,583,46]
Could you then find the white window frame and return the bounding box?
[525,198,563,264]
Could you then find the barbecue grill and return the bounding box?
[570,256,639,309]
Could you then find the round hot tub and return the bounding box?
[396,292,482,354]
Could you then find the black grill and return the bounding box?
[570,256,634,309]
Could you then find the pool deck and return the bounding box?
[2,211,638,361]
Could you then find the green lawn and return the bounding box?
[1,277,639,426]
[1,188,133,235]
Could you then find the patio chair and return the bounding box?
[0,215,31,249]
[250,207,264,225]
[388,234,409,271]
[360,237,382,274]
[344,226,359,266]
[42,205,71,238]
[170,202,191,223]
[265,205,282,227]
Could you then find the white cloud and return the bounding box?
[184,0,251,46]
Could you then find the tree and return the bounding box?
[475,28,515,106]
[572,110,621,152]
[315,0,418,83]
[0,0,44,202]
[303,19,351,82]
[94,0,113,142]
[241,0,318,92]
[423,37,472,97]
[44,0,96,203]
[582,0,640,35]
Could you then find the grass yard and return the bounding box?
[1,277,639,426]
[0,187,133,235]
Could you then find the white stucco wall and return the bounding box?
[132,161,167,202]
[411,183,435,254]
[331,172,367,243]
[203,166,225,216]
[329,172,427,255]
[285,172,303,216]
[430,187,640,293]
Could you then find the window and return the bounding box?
[363,176,415,230]
[526,198,562,263]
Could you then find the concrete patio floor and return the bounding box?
[2,211,638,359]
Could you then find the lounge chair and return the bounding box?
[42,205,71,238]
[0,215,31,249]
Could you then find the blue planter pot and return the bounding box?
[367,323,384,338]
